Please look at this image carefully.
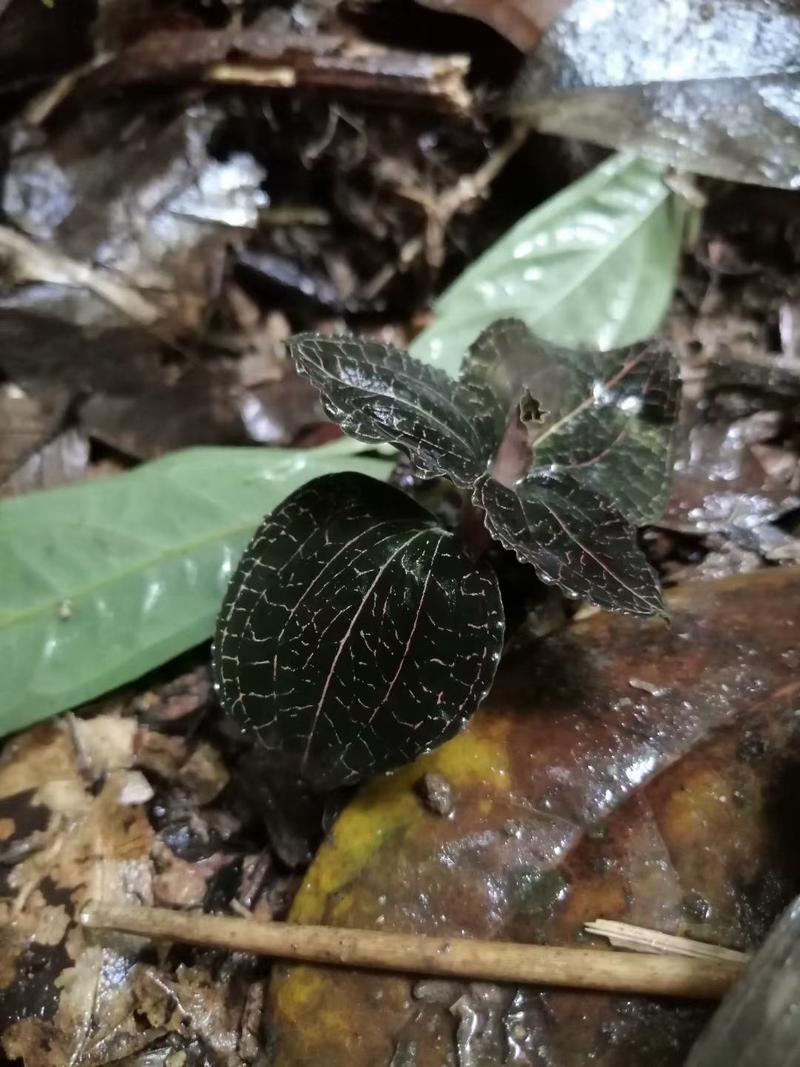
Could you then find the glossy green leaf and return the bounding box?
[214,472,503,789]
[0,439,392,737]
[409,154,687,376]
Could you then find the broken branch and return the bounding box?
[585,919,750,964]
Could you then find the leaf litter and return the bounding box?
[511,0,800,189]
[1,0,800,1064]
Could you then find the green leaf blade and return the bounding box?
[0,441,393,737]
[410,154,687,376]
[214,473,503,789]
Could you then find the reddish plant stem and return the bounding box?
[492,412,533,488]
[457,496,492,560]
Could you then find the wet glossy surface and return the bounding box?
[269,568,800,1066]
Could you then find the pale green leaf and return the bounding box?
[410,154,688,376]
[0,439,392,736]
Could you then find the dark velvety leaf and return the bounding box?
[214,472,503,790]
[511,0,800,190]
[475,471,663,615]
[459,318,680,526]
[287,333,497,488]
[524,339,680,525]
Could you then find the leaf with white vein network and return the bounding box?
[522,337,680,525]
[288,319,676,616]
[475,471,663,616]
[458,318,554,445]
[213,472,503,789]
[287,332,501,487]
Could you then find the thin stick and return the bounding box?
[586,920,750,964]
[0,226,162,327]
[82,904,742,1000]
[206,63,296,88]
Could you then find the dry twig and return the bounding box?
[83,903,742,1000]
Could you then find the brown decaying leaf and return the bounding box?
[0,225,163,328]
[3,103,266,333]
[0,696,266,1065]
[270,567,800,1066]
[0,379,70,487]
[664,416,800,535]
[0,308,323,463]
[511,0,800,189]
[414,0,572,52]
[1,429,91,499]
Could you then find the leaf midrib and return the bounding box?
[0,511,268,636]
[525,191,668,331]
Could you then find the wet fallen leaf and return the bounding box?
[1,428,90,499]
[3,102,266,331]
[78,363,249,461]
[269,567,800,1066]
[665,418,800,535]
[0,710,266,1065]
[511,0,800,189]
[0,438,392,738]
[0,309,315,461]
[414,0,571,51]
[0,379,70,488]
[409,154,688,375]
